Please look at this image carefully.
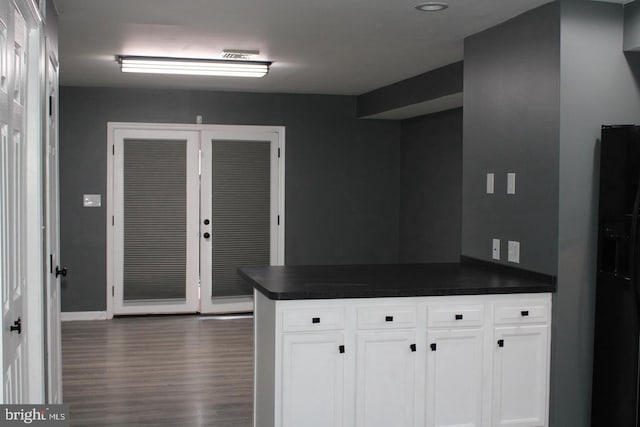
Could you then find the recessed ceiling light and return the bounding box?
[415,2,449,12]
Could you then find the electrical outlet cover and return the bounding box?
[508,240,520,263]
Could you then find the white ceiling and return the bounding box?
[55,0,561,95]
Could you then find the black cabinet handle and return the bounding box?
[430,343,437,351]
[10,318,21,334]
[385,316,394,322]
[497,339,504,348]
[312,317,320,324]
[521,310,529,317]
[410,344,416,352]
[455,314,463,320]
[339,345,345,354]
[55,266,67,278]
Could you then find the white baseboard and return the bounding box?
[61,311,108,321]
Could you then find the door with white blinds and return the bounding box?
[112,129,200,315]
[110,125,284,315]
[200,130,283,313]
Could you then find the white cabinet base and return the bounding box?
[254,291,552,427]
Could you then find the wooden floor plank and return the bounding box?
[62,315,254,427]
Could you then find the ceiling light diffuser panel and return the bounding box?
[118,56,271,78]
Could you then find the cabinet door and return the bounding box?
[355,331,417,427]
[492,325,549,427]
[281,333,345,427]
[425,328,483,427]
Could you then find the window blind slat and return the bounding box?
[211,140,271,298]
[123,139,187,301]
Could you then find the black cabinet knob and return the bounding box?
[521,310,529,317]
[339,345,345,354]
[430,343,437,351]
[385,316,394,322]
[10,318,21,334]
[204,219,210,225]
[55,266,67,278]
[203,232,211,239]
[312,317,320,324]
[498,339,504,348]
[410,344,417,352]
[455,314,463,320]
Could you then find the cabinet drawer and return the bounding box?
[494,301,548,325]
[428,304,484,328]
[282,307,345,332]
[356,305,417,329]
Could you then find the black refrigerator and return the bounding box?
[592,125,640,427]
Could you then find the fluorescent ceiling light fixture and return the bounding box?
[118,56,271,78]
[415,2,449,11]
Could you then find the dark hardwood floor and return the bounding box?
[62,315,254,427]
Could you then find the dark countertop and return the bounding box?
[238,258,556,300]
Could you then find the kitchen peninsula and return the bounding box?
[239,259,555,427]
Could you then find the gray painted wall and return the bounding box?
[462,2,560,275]
[399,108,462,263]
[553,2,640,426]
[59,87,401,311]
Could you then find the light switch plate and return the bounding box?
[486,173,495,194]
[83,194,101,207]
[492,238,500,260]
[508,240,520,263]
[507,173,516,195]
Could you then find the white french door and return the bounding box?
[112,128,201,315]
[109,124,284,316]
[199,129,283,313]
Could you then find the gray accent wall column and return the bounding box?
[462,3,560,274]
[555,1,640,426]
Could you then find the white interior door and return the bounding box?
[0,3,28,403]
[112,128,200,315]
[199,128,284,314]
[44,46,61,403]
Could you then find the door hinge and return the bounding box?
[277,215,280,225]
[112,145,115,155]
[49,96,53,117]
[278,147,281,158]
[50,254,53,274]
[112,286,115,297]
[112,216,115,226]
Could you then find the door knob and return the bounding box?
[55,266,67,278]
[10,318,21,334]
[203,232,211,239]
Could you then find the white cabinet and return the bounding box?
[425,328,484,427]
[281,333,345,427]
[355,331,417,427]
[253,291,552,427]
[492,325,549,427]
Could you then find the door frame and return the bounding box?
[106,122,285,319]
